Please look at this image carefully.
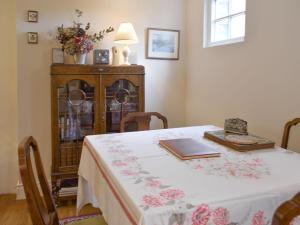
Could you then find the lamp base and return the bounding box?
[122,45,131,66]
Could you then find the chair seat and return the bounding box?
[60,214,107,225]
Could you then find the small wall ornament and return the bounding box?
[27,32,38,44]
[28,10,38,22]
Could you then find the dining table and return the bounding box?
[77,125,300,225]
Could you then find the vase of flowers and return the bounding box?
[57,9,114,64]
[73,53,87,64]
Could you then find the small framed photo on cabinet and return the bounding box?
[94,49,109,64]
[28,10,38,22]
[27,32,38,44]
[52,48,64,64]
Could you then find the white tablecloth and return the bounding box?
[77,126,300,225]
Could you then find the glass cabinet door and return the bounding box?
[105,79,139,133]
[57,79,95,169]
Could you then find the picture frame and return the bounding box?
[146,28,180,60]
[52,48,64,64]
[93,49,110,64]
[27,32,38,44]
[28,10,38,22]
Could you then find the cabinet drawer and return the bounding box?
[51,64,145,75]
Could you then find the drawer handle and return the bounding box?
[98,68,104,72]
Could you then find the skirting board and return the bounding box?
[16,180,77,200]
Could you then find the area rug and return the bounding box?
[60,213,107,225]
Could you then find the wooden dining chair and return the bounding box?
[120,112,168,132]
[18,136,106,225]
[272,192,300,225]
[281,118,300,149]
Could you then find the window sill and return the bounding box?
[204,37,245,48]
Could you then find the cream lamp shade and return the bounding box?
[114,22,139,44]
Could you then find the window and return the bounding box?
[204,0,246,47]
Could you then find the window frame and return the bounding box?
[204,0,246,48]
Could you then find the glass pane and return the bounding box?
[213,18,229,42]
[231,0,246,14]
[57,79,95,167]
[215,0,229,19]
[230,13,245,38]
[105,80,139,133]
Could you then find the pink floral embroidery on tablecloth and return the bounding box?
[289,216,300,225]
[212,207,230,225]
[252,210,265,225]
[194,164,204,170]
[125,156,138,162]
[192,204,211,225]
[145,180,161,188]
[120,170,138,176]
[246,158,263,166]
[108,148,131,154]
[112,161,128,167]
[159,189,185,201]
[142,195,164,207]
[108,149,122,153]
[191,156,270,179]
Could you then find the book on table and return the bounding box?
[159,138,220,160]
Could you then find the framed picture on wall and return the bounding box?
[27,32,38,44]
[28,10,38,22]
[146,28,180,60]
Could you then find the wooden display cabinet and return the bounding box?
[51,64,145,203]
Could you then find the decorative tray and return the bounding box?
[204,130,275,151]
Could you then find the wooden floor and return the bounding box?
[0,194,99,225]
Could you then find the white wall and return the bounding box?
[186,0,300,150]
[15,0,186,185]
[0,0,18,193]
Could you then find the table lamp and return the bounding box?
[114,22,138,65]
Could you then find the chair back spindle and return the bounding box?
[120,112,168,132]
[281,118,300,149]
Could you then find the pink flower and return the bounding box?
[142,195,163,207]
[145,180,161,188]
[246,158,263,167]
[125,156,138,162]
[112,161,128,167]
[159,189,185,201]
[253,158,263,164]
[192,204,211,225]
[120,170,138,176]
[290,218,296,225]
[74,36,82,44]
[108,149,121,153]
[194,164,204,170]
[212,207,230,225]
[243,173,258,179]
[252,211,265,225]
